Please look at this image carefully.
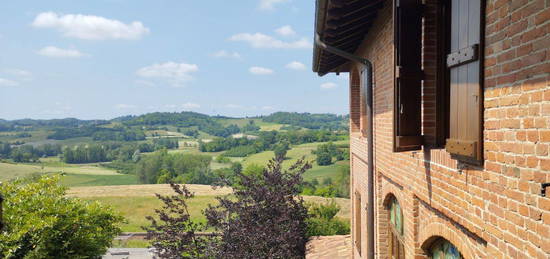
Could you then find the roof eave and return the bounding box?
[312,0,328,75]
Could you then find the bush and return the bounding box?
[316,152,333,166]
[145,158,312,259]
[204,157,311,258]
[306,200,350,237]
[143,184,210,258]
[0,175,123,258]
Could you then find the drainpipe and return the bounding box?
[315,34,375,259]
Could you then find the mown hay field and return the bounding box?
[69,184,350,232]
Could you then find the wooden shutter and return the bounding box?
[393,0,424,152]
[445,0,483,162]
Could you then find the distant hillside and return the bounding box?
[119,112,239,137]
[0,118,108,131]
[0,111,349,134]
[261,112,348,131]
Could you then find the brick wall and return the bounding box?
[348,0,550,258]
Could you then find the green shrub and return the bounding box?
[0,175,124,258]
[306,200,350,237]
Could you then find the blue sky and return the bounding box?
[0,0,348,120]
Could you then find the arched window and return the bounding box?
[429,238,463,259]
[388,197,404,259]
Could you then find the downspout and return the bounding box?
[315,34,375,259]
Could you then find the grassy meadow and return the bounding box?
[241,140,349,182]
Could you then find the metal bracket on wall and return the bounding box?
[447,44,479,68]
[541,183,550,197]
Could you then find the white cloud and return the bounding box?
[136,61,199,87]
[259,0,290,10]
[320,82,338,89]
[249,66,274,75]
[5,69,32,78]
[229,33,310,49]
[285,61,306,70]
[211,50,241,59]
[181,102,200,109]
[32,12,149,40]
[275,25,296,36]
[0,78,18,87]
[115,104,136,109]
[37,46,86,58]
[262,105,275,110]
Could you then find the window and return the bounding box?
[393,0,484,163]
[444,0,483,163]
[354,191,362,254]
[393,0,424,152]
[388,197,405,259]
[429,238,463,259]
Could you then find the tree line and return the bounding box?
[61,139,179,164]
[0,142,62,162]
[47,126,146,141]
[261,112,348,131]
[136,150,216,184]
[199,129,344,157]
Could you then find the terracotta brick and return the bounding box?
[540,131,550,142]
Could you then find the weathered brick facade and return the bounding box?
[346,0,549,258]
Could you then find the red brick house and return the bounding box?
[312,0,549,258]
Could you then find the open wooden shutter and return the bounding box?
[393,0,424,152]
[445,0,483,162]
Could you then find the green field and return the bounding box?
[61,173,139,187]
[241,140,349,182]
[0,158,136,188]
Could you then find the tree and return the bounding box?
[316,152,332,166]
[273,141,290,160]
[0,175,123,258]
[204,157,311,258]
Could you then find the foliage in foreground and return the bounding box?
[0,175,124,258]
[145,157,311,259]
[306,200,350,237]
[143,183,211,258]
